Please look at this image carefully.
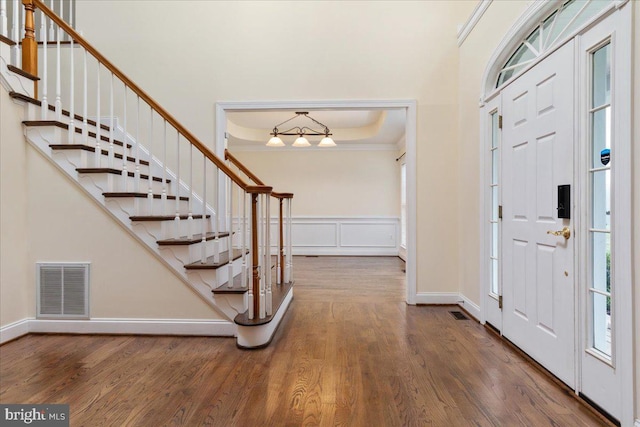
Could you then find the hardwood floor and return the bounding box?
[0,256,610,426]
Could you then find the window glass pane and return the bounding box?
[564,1,611,41]
[591,232,610,293]
[491,258,499,295]
[592,44,611,108]
[491,186,498,222]
[526,27,541,52]
[491,151,498,184]
[591,169,610,230]
[546,0,582,45]
[497,64,528,87]
[491,222,498,258]
[591,107,611,168]
[491,113,498,148]
[504,43,536,70]
[592,291,612,356]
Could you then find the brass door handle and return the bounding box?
[547,227,571,240]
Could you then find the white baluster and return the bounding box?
[134,95,140,193]
[36,2,43,42]
[147,110,154,214]
[121,87,128,191]
[212,166,220,263]
[288,198,293,283]
[40,10,48,119]
[11,0,19,66]
[47,0,53,41]
[82,43,87,145]
[94,63,101,167]
[161,121,167,216]
[241,191,247,287]
[58,0,62,41]
[68,0,73,29]
[265,195,272,315]
[227,178,233,288]
[55,19,61,120]
[174,132,180,237]
[108,72,114,169]
[67,35,75,144]
[200,161,207,263]
[187,145,193,239]
[0,0,7,38]
[259,195,265,319]
[247,197,254,320]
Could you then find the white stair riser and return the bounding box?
[104,196,190,217]
[51,148,152,176]
[77,172,166,194]
[130,216,212,241]
[158,237,237,265]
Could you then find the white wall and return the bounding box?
[0,86,31,328]
[75,0,477,296]
[633,0,639,419]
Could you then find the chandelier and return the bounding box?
[267,112,336,147]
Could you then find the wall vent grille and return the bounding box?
[37,263,89,318]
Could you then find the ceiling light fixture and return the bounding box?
[267,112,336,147]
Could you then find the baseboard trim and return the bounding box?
[458,293,481,321]
[1,318,236,343]
[0,318,30,344]
[415,292,461,305]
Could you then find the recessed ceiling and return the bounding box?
[226,109,406,151]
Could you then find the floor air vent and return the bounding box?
[37,263,90,318]
[450,311,469,320]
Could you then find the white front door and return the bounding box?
[501,40,575,387]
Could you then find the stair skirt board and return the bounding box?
[0,318,236,344]
[236,286,294,349]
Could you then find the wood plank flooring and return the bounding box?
[0,256,610,426]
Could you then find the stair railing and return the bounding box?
[13,0,277,320]
[225,149,294,285]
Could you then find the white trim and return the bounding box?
[0,318,236,341]
[457,0,492,47]
[236,286,293,348]
[216,99,418,306]
[458,293,481,321]
[415,292,460,305]
[0,319,30,344]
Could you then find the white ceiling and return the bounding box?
[226,109,406,151]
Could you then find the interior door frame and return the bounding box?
[215,99,418,305]
[478,2,634,425]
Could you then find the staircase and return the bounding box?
[0,0,293,348]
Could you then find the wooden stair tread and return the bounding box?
[184,249,246,270]
[130,214,210,222]
[76,168,170,183]
[0,34,16,46]
[157,231,231,246]
[24,120,130,147]
[8,65,39,81]
[49,144,149,166]
[11,92,111,131]
[103,192,188,201]
[213,274,248,294]
[234,281,294,327]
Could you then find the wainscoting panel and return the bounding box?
[291,217,399,256]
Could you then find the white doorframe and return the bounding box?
[478,2,634,425]
[215,100,418,305]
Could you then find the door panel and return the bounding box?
[501,40,575,388]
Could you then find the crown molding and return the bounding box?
[457,0,493,47]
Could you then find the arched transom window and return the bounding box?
[496,0,611,88]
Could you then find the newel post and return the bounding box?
[247,185,272,319]
[21,0,37,95]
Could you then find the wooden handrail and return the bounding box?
[224,149,294,199]
[31,0,248,190]
[225,149,264,185]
